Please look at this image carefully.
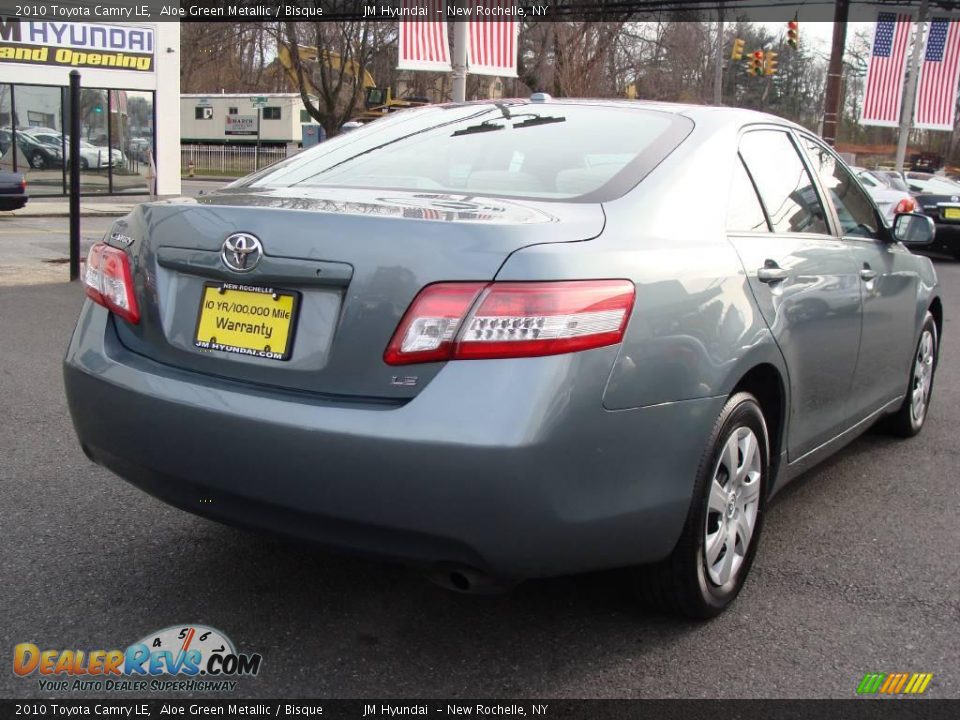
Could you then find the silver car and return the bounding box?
[851,166,917,222]
[65,100,942,618]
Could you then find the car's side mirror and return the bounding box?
[893,212,935,246]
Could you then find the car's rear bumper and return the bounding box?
[64,303,723,579]
[0,193,28,210]
[919,215,960,255]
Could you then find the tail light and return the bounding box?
[20,178,26,193]
[895,197,917,214]
[385,280,635,365]
[83,242,140,324]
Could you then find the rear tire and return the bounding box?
[878,312,938,438]
[633,392,769,619]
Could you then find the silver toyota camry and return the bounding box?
[65,99,942,618]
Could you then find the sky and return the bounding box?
[760,21,874,57]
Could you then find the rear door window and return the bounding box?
[739,130,830,236]
[727,155,769,233]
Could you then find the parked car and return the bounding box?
[25,131,125,169]
[0,170,28,210]
[850,166,917,222]
[127,137,152,162]
[901,172,960,259]
[65,100,942,619]
[0,129,63,169]
[878,170,913,193]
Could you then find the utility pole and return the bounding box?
[713,8,725,105]
[822,0,849,146]
[451,12,468,103]
[897,0,930,172]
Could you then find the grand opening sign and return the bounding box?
[0,19,155,72]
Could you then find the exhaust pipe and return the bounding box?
[429,564,516,595]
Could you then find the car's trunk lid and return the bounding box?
[113,187,605,400]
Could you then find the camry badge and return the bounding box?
[221,233,263,273]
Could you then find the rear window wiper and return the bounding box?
[451,123,505,137]
[513,115,566,129]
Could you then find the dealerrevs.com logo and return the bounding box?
[13,625,262,692]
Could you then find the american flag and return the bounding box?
[397,0,451,72]
[468,0,518,77]
[861,13,913,128]
[914,19,960,131]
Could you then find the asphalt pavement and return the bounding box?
[0,180,227,285]
[0,253,958,700]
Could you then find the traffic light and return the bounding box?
[747,50,764,76]
[788,19,799,49]
[731,38,745,61]
[764,51,778,75]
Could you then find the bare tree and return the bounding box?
[181,23,284,94]
[282,19,377,137]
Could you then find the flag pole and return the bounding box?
[896,0,929,172]
[452,17,468,102]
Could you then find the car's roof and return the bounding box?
[441,98,802,132]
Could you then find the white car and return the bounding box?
[25,131,125,169]
[851,166,917,222]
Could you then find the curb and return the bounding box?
[182,175,240,182]
[1,208,134,218]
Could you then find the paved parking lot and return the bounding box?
[0,227,957,698]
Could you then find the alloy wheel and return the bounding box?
[704,426,762,586]
[911,329,935,425]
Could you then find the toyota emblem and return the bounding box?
[221,233,263,273]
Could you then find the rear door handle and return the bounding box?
[860,265,877,281]
[757,262,789,284]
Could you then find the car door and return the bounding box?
[727,128,863,461]
[797,134,921,419]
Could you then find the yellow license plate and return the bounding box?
[194,283,298,361]
[943,207,960,220]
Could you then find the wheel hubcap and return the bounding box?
[911,329,934,424]
[704,426,762,586]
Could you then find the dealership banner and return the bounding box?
[0,19,154,72]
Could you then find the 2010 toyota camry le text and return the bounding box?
[64,99,942,618]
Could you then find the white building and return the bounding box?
[0,19,180,196]
[181,93,319,145]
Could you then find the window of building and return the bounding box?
[27,110,55,127]
[0,83,154,196]
[195,106,213,120]
[262,106,281,120]
[228,107,238,115]
[300,109,311,123]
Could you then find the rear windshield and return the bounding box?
[240,103,692,202]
